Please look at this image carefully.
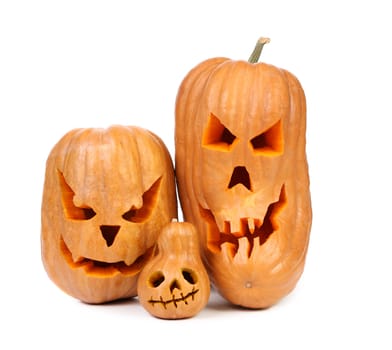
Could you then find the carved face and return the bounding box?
[175,59,312,308]
[199,92,288,255]
[137,221,210,319]
[142,266,201,316]
[41,126,177,304]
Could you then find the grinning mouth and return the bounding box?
[148,287,199,309]
[199,184,286,257]
[60,237,153,277]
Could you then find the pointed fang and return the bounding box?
[71,253,85,264]
[247,218,255,234]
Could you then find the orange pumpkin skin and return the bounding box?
[175,53,312,308]
[41,125,177,304]
[137,221,210,319]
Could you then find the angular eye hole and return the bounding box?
[202,113,237,151]
[149,271,165,288]
[58,170,96,220]
[122,177,162,223]
[182,268,198,285]
[250,119,283,155]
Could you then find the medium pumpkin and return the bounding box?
[41,125,177,304]
[175,38,312,308]
[137,220,210,319]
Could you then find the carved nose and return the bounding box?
[170,279,181,293]
[228,166,251,191]
[100,225,120,247]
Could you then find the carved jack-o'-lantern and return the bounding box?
[41,125,177,304]
[175,38,312,308]
[137,220,210,319]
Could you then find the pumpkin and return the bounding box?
[41,125,177,304]
[175,38,312,308]
[137,220,210,319]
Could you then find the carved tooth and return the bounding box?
[247,218,255,234]
[230,220,242,237]
[249,236,261,258]
[221,241,238,259]
[214,216,227,234]
[173,295,177,308]
[223,221,231,234]
[207,240,221,254]
[234,237,251,263]
[182,293,188,305]
[124,256,136,266]
[161,296,166,309]
[71,253,85,264]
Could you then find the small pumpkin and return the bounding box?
[41,125,177,304]
[175,38,312,308]
[137,220,210,319]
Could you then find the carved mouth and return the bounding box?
[60,237,153,277]
[199,185,286,257]
[148,287,199,308]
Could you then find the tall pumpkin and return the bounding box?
[41,125,177,304]
[175,38,312,308]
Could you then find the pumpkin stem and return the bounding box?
[248,37,270,63]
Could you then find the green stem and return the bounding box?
[248,37,270,63]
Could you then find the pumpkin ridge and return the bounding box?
[175,58,229,213]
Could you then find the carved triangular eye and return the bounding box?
[202,113,237,151]
[250,120,283,155]
[122,177,162,223]
[58,170,96,220]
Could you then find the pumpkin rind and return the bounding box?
[41,125,177,304]
[175,50,312,308]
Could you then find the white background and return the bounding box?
[1,0,391,349]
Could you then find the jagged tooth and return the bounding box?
[161,296,167,309]
[215,216,227,234]
[248,218,255,234]
[124,257,134,266]
[71,253,84,263]
[234,237,251,263]
[221,241,237,259]
[230,220,242,237]
[182,293,188,305]
[223,221,231,234]
[249,236,261,259]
